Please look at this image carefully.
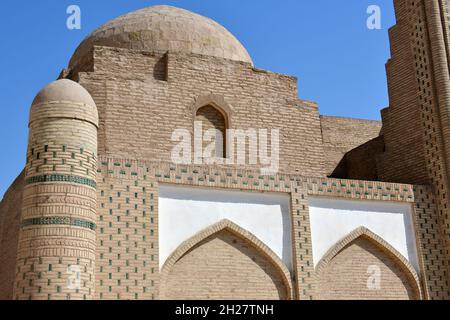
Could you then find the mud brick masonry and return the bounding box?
[1,1,450,300]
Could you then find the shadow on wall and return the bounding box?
[330,136,385,181]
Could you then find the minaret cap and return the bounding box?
[29,79,98,128]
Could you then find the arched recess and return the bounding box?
[160,219,294,300]
[192,94,234,121]
[192,94,232,159]
[315,227,423,300]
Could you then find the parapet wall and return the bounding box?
[320,116,382,176]
[77,46,326,177]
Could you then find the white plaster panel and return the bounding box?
[309,197,419,271]
[158,185,292,270]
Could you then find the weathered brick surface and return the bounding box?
[13,81,98,300]
[92,159,428,300]
[331,136,384,181]
[195,105,226,158]
[95,173,158,300]
[378,0,450,296]
[163,230,288,300]
[320,116,382,176]
[316,238,418,300]
[0,171,24,300]
[79,47,326,176]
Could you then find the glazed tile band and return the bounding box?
[25,174,97,188]
[21,216,96,231]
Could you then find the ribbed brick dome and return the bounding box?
[69,5,253,68]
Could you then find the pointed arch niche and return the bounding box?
[315,227,423,300]
[159,220,293,300]
[192,94,233,159]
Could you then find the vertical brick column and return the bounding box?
[424,0,450,293]
[383,0,450,297]
[13,79,98,300]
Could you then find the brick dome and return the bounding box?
[69,5,253,68]
[30,79,98,127]
[32,79,96,107]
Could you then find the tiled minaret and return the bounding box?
[13,79,98,300]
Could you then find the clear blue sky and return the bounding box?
[0,0,396,198]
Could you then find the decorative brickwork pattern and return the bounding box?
[95,168,158,300]
[290,186,314,300]
[412,186,449,299]
[21,217,96,231]
[13,80,99,300]
[378,0,450,297]
[96,158,428,300]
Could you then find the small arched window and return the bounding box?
[195,105,227,159]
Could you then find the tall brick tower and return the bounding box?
[13,79,98,300]
[378,0,450,298]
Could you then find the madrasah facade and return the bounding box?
[1,1,450,300]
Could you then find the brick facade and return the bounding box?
[79,46,326,176]
[1,2,450,300]
[377,0,450,296]
[89,158,436,300]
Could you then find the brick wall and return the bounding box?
[163,230,288,300]
[320,116,382,176]
[0,154,437,299]
[77,47,326,177]
[316,237,418,300]
[378,0,450,296]
[376,17,428,185]
[413,186,449,299]
[95,169,158,300]
[195,105,226,158]
[0,171,24,300]
[331,136,385,181]
[94,158,433,300]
